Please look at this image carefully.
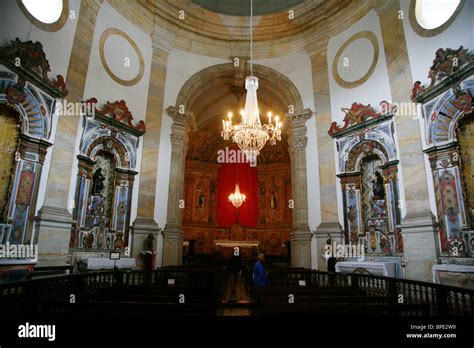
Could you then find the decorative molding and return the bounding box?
[328,101,396,136]
[79,100,144,170]
[0,38,67,98]
[99,28,145,87]
[421,79,473,147]
[332,31,379,89]
[86,98,146,134]
[411,47,474,102]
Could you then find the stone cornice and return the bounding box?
[108,0,377,59]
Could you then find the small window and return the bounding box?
[17,0,68,32]
[415,0,461,30]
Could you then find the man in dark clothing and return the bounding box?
[253,253,267,287]
[227,254,242,293]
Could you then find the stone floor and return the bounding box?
[217,273,253,316]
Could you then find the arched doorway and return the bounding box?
[162,62,312,267]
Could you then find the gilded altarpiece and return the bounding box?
[0,39,65,261]
[70,99,145,253]
[182,142,292,257]
[330,102,402,255]
[413,47,474,257]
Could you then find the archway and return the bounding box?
[162,63,313,267]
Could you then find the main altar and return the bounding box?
[214,240,259,259]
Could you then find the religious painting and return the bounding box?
[113,185,129,234]
[0,105,20,220]
[440,172,461,238]
[457,116,474,226]
[345,186,361,243]
[15,163,35,206]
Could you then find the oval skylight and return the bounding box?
[21,0,63,24]
[415,0,461,30]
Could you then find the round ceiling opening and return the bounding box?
[21,0,63,24]
[415,0,461,30]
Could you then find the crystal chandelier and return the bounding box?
[228,183,246,208]
[221,0,282,163]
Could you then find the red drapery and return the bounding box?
[216,160,258,227]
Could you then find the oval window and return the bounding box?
[21,0,63,24]
[415,0,461,30]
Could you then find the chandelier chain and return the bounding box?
[250,0,253,76]
[221,0,282,163]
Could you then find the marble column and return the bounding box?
[35,0,103,266]
[376,0,439,281]
[131,36,170,269]
[162,106,195,266]
[309,49,343,271]
[287,109,313,268]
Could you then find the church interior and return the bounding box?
[0,0,473,344]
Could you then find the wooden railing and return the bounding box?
[1,268,472,316]
[0,268,223,313]
[267,269,473,315]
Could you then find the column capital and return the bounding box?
[286,108,313,125]
[287,108,312,152]
[167,106,196,131]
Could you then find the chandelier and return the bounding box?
[221,0,282,163]
[228,183,246,208]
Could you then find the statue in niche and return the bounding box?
[196,190,205,208]
[372,171,385,200]
[91,168,105,196]
[84,232,94,248]
[270,179,278,209]
[144,233,155,251]
[270,192,277,209]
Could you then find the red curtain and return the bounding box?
[216,160,258,227]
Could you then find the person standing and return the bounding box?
[253,253,268,287]
[227,253,242,293]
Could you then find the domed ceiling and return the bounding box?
[191,0,305,16]
[108,0,377,58]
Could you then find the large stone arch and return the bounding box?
[162,62,313,267]
[175,63,304,113]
